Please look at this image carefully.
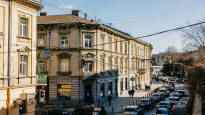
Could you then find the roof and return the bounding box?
[38,14,152,47]
[38,14,96,25]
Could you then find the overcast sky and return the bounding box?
[42,0,205,54]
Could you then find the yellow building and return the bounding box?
[0,0,41,115]
[37,11,152,105]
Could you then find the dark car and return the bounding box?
[48,109,70,115]
[151,93,161,102]
[123,105,144,115]
[155,108,169,115]
[158,101,172,110]
[139,98,154,110]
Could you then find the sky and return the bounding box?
[42,0,205,54]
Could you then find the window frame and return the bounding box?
[83,32,94,48]
[84,61,93,73]
[19,55,28,76]
[59,33,69,48]
[59,58,70,72]
[19,17,29,37]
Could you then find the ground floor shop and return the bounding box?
[83,70,118,106]
[0,86,36,115]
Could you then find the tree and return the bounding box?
[182,24,205,51]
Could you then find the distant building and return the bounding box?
[152,66,163,77]
[37,11,152,105]
[0,0,41,115]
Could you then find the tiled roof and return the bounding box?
[38,14,96,25]
[38,14,152,47]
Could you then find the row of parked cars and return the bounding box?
[122,85,175,115]
[154,86,190,115]
[123,84,190,115]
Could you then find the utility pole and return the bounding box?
[7,0,12,115]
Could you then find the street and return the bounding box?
[119,81,191,115]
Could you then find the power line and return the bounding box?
[0,20,205,54]
[137,20,205,39]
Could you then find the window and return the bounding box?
[101,34,105,50]
[120,57,123,73]
[125,42,128,54]
[57,84,72,99]
[120,42,123,53]
[120,79,124,91]
[100,55,105,71]
[108,56,112,69]
[83,32,93,48]
[19,55,28,75]
[59,33,68,48]
[38,62,46,73]
[60,59,69,72]
[19,17,29,37]
[38,33,46,46]
[132,59,136,71]
[108,36,112,50]
[114,56,118,70]
[140,48,144,57]
[115,39,118,52]
[125,58,128,73]
[84,61,93,72]
[125,78,128,90]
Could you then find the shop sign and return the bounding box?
[57,84,72,97]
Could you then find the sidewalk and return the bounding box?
[192,93,202,115]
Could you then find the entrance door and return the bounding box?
[84,85,93,104]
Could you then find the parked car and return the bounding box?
[155,107,169,115]
[48,109,70,115]
[151,93,161,102]
[158,101,172,109]
[123,106,144,115]
[139,98,154,110]
[169,96,180,105]
[176,90,185,97]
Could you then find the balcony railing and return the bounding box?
[37,72,47,85]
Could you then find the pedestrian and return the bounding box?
[100,106,107,115]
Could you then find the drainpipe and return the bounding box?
[7,0,12,115]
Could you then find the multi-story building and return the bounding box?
[0,0,41,115]
[37,11,152,105]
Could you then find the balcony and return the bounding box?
[57,71,72,76]
[138,68,146,74]
[37,72,48,85]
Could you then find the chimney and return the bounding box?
[72,10,80,16]
[84,13,87,19]
[40,12,47,16]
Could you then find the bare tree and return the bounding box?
[182,24,205,51]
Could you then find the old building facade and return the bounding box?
[0,0,41,115]
[37,11,152,105]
